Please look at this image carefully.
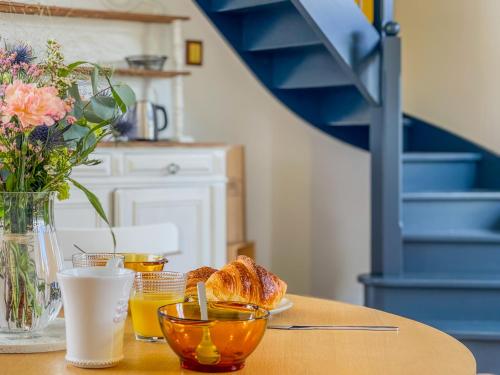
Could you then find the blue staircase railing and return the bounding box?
[369,13,403,276]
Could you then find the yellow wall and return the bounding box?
[396,0,500,153]
[354,0,374,23]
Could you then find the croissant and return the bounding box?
[185,266,218,298]
[205,256,287,310]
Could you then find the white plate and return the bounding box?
[269,298,293,315]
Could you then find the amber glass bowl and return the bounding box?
[121,253,168,272]
[158,301,269,373]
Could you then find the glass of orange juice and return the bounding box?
[130,271,186,342]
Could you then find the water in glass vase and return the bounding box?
[0,192,63,335]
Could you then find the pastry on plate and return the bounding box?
[185,266,217,297]
[186,256,287,310]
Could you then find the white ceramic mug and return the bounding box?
[57,267,135,368]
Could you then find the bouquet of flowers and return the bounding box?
[0,40,135,331]
[0,40,134,203]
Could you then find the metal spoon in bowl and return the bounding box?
[195,282,221,365]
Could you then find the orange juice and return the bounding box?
[130,294,184,339]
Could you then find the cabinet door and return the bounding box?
[114,187,212,272]
[54,187,113,229]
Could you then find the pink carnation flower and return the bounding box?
[66,115,77,125]
[1,80,67,130]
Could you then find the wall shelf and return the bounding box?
[114,68,191,78]
[0,0,193,140]
[0,1,189,24]
[76,67,191,79]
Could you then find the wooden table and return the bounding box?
[2,295,475,375]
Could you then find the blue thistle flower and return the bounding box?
[9,44,34,64]
[29,125,66,149]
[113,116,134,136]
[29,125,49,143]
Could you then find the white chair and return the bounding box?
[57,222,179,268]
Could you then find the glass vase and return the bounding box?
[0,192,63,335]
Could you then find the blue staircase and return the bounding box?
[194,0,500,372]
[194,0,380,149]
[361,115,500,373]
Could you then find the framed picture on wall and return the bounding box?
[186,40,203,66]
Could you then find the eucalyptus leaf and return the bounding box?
[63,124,95,149]
[109,85,127,114]
[83,109,103,124]
[76,121,111,157]
[96,69,126,113]
[63,124,88,141]
[68,83,82,104]
[72,101,85,119]
[113,84,136,109]
[90,96,117,121]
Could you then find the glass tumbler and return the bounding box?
[129,271,186,342]
[72,253,125,268]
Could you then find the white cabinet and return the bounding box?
[114,187,212,272]
[54,187,112,228]
[54,144,239,270]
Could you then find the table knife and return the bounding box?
[267,325,399,332]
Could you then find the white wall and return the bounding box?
[1,0,371,303]
[168,1,370,301]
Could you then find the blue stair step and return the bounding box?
[403,191,500,232]
[323,91,421,127]
[212,0,287,12]
[324,122,370,149]
[321,86,370,126]
[403,153,481,193]
[359,274,500,322]
[273,46,351,89]
[242,2,322,51]
[403,230,500,275]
